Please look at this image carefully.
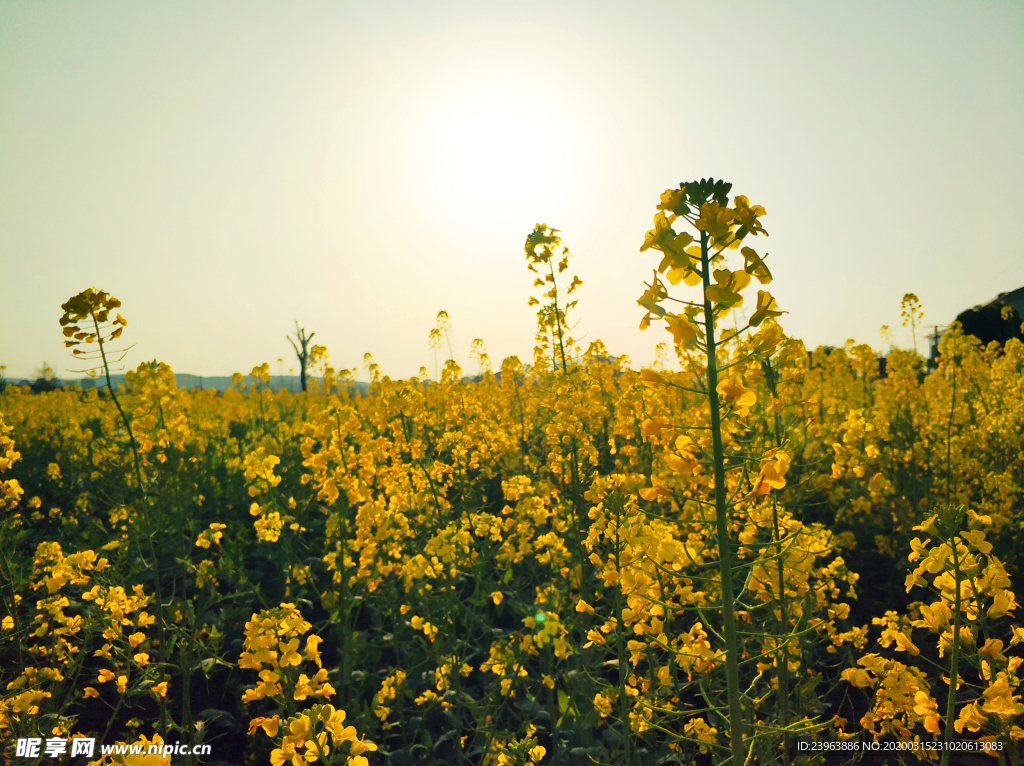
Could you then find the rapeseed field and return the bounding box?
[3,182,1023,765]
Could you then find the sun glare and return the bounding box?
[417,87,583,224]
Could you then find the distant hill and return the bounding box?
[3,374,368,394]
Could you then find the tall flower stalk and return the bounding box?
[636,179,783,765]
[60,288,144,493]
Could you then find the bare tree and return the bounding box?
[287,321,315,393]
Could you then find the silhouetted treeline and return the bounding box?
[955,302,1024,347]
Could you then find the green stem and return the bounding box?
[699,232,745,766]
[548,261,569,374]
[941,533,962,766]
[946,362,957,506]
[91,311,171,735]
[181,640,195,766]
[772,495,792,766]
[612,494,633,766]
[765,360,792,766]
[91,312,145,496]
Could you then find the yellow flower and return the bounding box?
[716,379,757,417]
[270,742,301,766]
[732,195,767,238]
[978,638,1006,661]
[911,601,950,632]
[954,701,987,733]
[988,590,1017,619]
[311,668,335,698]
[705,267,750,306]
[751,451,790,496]
[248,715,280,737]
[279,638,302,667]
[321,706,348,740]
[684,718,719,754]
[694,201,735,240]
[195,522,227,549]
[982,677,1024,717]
[294,674,314,701]
[349,737,377,756]
[255,511,283,542]
[305,635,323,665]
[283,715,311,747]
[893,632,920,656]
[741,246,772,283]
[841,668,873,688]
[749,290,784,326]
[913,691,940,734]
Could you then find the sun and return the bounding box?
[450,109,542,196]
[417,86,583,224]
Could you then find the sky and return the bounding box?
[2,0,1022,381]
